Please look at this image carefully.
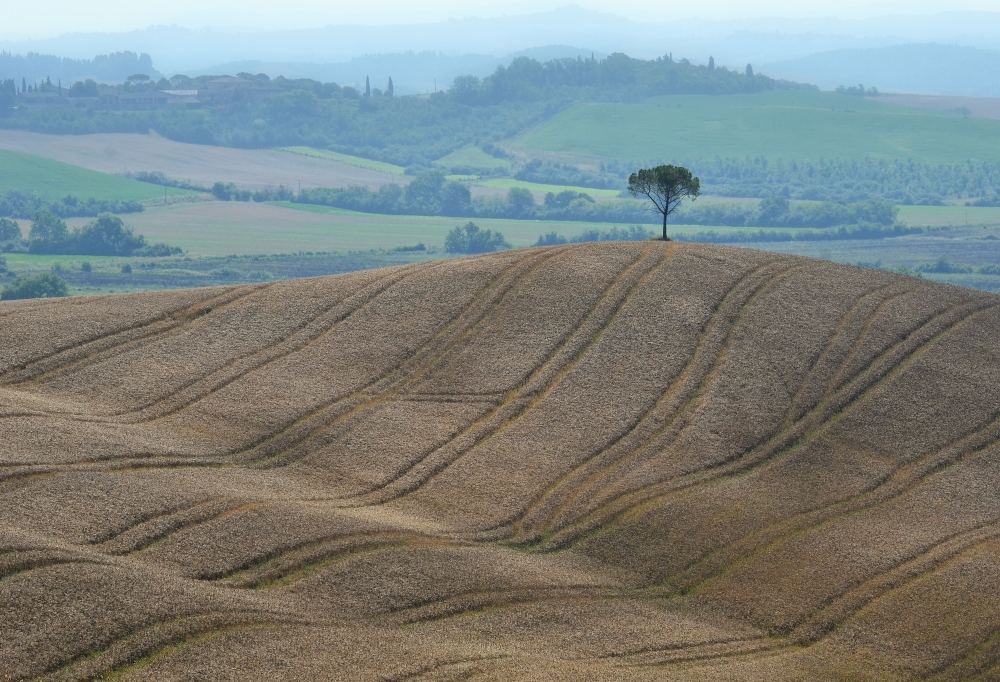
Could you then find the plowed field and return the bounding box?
[3,241,1000,681]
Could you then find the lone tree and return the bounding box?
[627,165,700,241]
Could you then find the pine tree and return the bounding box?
[387,77,393,97]
[365,76,370,97]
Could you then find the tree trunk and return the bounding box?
[662,210,669,241]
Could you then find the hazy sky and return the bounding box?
[5,0,1000,38]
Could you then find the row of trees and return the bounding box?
[18,211,179,256]
[0,189,144,221]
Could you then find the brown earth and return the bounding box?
[0,130,402,191]
[2,241,1000,681]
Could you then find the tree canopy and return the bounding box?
[627,165,701,240]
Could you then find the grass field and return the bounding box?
[280,146,406,174]
[0,148,190,201]
[513,90,1000,164]
[897,204,1000,227]
[434,144,512,171]
[3,242,1000,679]
[95,200,644,255]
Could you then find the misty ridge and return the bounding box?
[4,6,1000,96]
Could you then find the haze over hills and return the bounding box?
[2,241,1000,679]
[766,43,1000,97]
[4,6,1000,79]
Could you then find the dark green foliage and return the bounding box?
[121,263,132,274]
[26,211,178,256]
[0,216,20,242]
[518,159,621,189]
[0,189,144,220]
[677,222,923,244]
[535,225,652,245]
[130,171,208,192]
[536,231,568,246]
[837,84,879,96]
[444,221,511,254]
[28,210,70,253]
[0,254,6,273]
[917,256,974,274]
[211,182,295,202]
[628,165,701,240]
[687,157,1000,203]
[80,261,92,272]
[980,264,1000,275]
[74,213,146,256]
[673,198,898,228]
[1,273,68,300]
[68,79,98,97]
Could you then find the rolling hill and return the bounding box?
[513,91,1000,164]
[0,148,190,202]
[2,241,1000,680]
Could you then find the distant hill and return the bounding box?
[188,46,608,96]
[765,43,1000,97]
[2,242,1000,679]
[0,50,162,86]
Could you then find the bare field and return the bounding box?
[0,130,402,191]
[2,242,1000,680]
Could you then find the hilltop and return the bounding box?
[2,241,999,680]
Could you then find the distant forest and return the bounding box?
[0,53,811,168]
[0,51,160,87]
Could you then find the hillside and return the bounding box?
[0,148,190,202]
[2,241,1000,680]
[513,91,1000,164]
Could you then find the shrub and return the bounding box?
[916,256,974,274]
[81,261,92,272]
[1,273,69,300]
[979,264,1000,275]
[121,263,132,274]
[28,210,70,254]
[444,221,511,254]
[0,217,20,242]
[536,232,569,246]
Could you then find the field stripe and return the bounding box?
[491,257,797,543]
[0,285,262,387]
[540,300,996,550]
[337,242,667,506]
[217,531,454,588]
[33,612,298,682]
[666,410,1000,593]
[789,519,1000,643]
[235,247,571,466]
[92,497,248,555]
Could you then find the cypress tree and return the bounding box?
[365,76,370,97]
[387,77,393,97]
[746,63,753,77]
[709,56,715,70]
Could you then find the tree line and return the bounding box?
[0,189,144,220]
[1,211,180,256]
[0,52,812,168]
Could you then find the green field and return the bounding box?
[513,91,1000,164]
[475,178,622,198]
[896,204,1000,227]
[280,147,405,174]
[435,145,512,171]
[0,149,191,201]
[93,200,650,256]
